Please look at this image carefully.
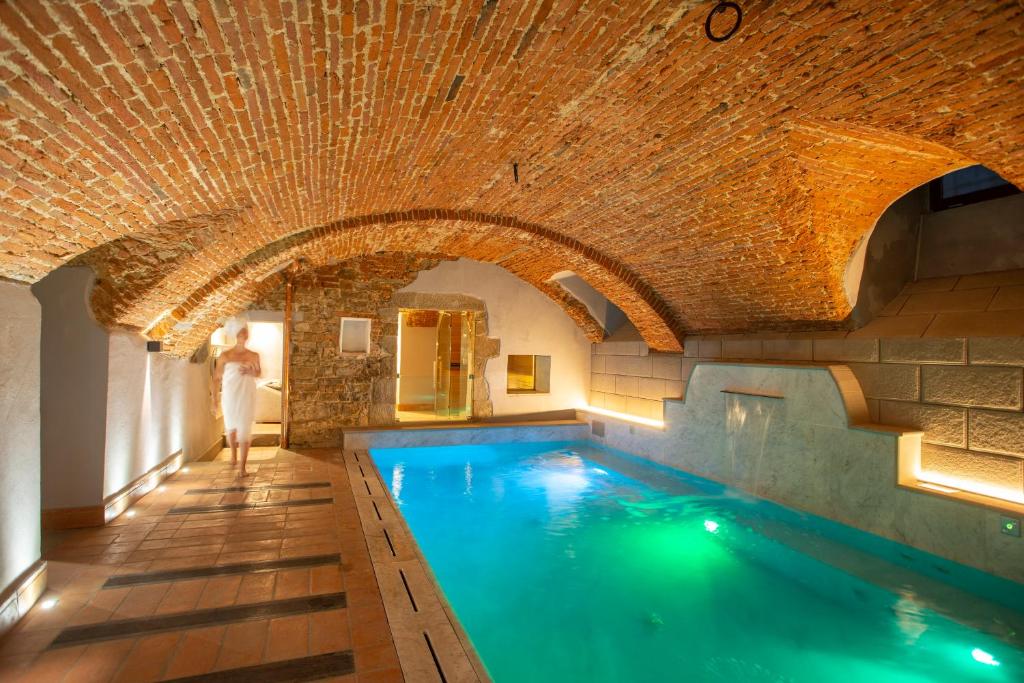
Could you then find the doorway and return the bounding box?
[396,309,475,422]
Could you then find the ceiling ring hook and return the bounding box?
[705,2,743,43]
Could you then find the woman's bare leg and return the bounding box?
[228,430,238,465]
[239,440,251,476]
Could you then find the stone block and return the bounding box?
[723,338,763,359]
[900,288,996,315]
[848,363,920,401]
[878,293,909,316]
[921,366,1023,409]
[683,337,700,358]
[595,341,644,356]
[969,410,1024,457]
[614,375,639,397]
[904,276,959,293]
[651,354,682,380]
[762,338,812,361]
[968,337,1024,366]
[990,285,1024,311]
[698,338,722,359]
[592,373,615,393]
[589,391,607,409]
[956,270,1024,290]
[920,443,1023,494]
[664,380,685,399]
[812,338,879,362]
[638,376,667,400]
[604,393,626,413]
[592,354,607,373]
[878,400,966,447]
[605,354,653,377]
[925,311,1024,338]
[626,396,662,420]
[848,314,934,339]
[879,338,966,364]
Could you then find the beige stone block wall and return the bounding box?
[594,329,1024,501]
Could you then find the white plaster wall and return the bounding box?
[400,259,591,415]
[247,321,283,381]
[31,266,108,509]
[0,281,41,592]
[104,332,221,498]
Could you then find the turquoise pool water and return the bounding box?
[370,441,1024,682]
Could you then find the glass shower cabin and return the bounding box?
[396,309,474,421]
[433,311,474,419]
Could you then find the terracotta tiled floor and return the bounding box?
[0,448,403,682]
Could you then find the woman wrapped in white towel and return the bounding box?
[215,316,261,476]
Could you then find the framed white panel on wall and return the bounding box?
[340,317,371,355]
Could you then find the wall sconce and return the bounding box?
[146,340,162,353]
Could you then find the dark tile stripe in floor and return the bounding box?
[49,592,347,648]
[185,482,332,494]
[161,650,355,682]
[103,553,343,587]
[168,497,334,515]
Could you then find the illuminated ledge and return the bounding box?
[0,560,47,639]
[42,443,208,530]
[104,449,187,523]
[900,480,1024,517]
[720,387,784,400]
[581,405,665,430]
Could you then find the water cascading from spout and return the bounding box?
[724,394,776,493]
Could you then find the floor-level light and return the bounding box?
[40,597,59,610]
[971,648,1000,667]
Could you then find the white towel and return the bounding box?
[221,362,256,442]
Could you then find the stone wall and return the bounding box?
[591,269,1024,503]
[584,363,1023,584]
[254,253,500,448]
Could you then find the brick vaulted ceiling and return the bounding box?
[0,1,1021,354]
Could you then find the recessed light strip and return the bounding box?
[581,405,665,429]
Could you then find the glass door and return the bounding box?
[433,312,452,416]
[459,312,474,418]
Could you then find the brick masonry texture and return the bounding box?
[0,1,1022,355]
[250,252,499,447]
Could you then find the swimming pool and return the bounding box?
[370,441,1024,682]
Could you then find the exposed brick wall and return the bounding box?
[252,252,500,447]
[592,271,1024,500]
[0,2,1021,351]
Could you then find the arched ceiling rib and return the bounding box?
[0,0,1021,350]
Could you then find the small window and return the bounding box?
[340,317,371,354]
[930,165,1019,211]
[507,355,550,394]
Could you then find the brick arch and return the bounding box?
[0,0,1021,342]
[774,121,988,323]
[135,210,685,355]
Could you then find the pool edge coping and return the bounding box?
[344,449,492,683]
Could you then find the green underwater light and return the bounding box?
[971,648,1000,667]
[704,519,720,534]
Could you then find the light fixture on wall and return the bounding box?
[146,341,162,353]
[512,161,519,184]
